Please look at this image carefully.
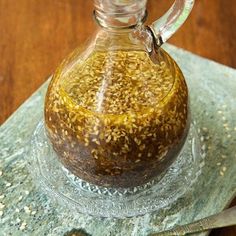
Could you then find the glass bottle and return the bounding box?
[44,0,194,188]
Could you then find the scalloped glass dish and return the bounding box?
[27,120,205,218]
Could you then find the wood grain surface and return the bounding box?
[0,1,235,235]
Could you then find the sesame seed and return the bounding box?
[0,203,5,209]
[91,149,96,154]
[19,222,27,230]
[95,140,100,145]
[31,211,37,215]
[24,206,31,214]
[201,144,206,151]
[222,166,227,172]
[5,182,11,187]
[31,210,37,215]
[220,171,224,176]
[139,144,145,151]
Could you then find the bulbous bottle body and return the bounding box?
[45,28,189,188]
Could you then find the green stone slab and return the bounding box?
[0,44,236,236]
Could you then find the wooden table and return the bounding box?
[0,1,235,235]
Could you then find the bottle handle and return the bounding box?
[149,0,194,47]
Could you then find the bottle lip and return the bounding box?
[93,9,148,30]
[93,0,147,29]
[94,0,147,13]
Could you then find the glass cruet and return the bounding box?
[44,0,195,188]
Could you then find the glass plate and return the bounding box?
[27,121,205,218]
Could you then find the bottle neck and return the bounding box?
[94,0,147,29]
